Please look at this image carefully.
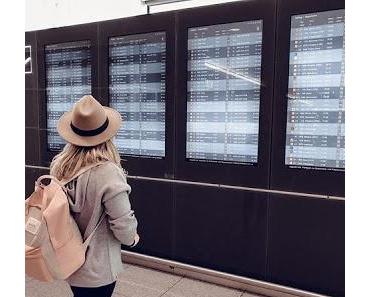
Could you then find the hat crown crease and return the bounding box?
[71,96,106,131]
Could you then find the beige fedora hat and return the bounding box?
[57,95,122,147]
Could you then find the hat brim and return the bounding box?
[57,107,122,147]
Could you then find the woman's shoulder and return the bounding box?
[66,161,129,197]
[96,161,122,171]
[89,161,127,182]
[89,161,131,196]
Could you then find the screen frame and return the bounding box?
[37,23,99,167]
[98,13,176,178]
[175,0,276,188]
[270,0,345,196]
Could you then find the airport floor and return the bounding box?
[26,263,263,297]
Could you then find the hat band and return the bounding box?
[70,118,109,137]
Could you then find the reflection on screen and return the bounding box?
[285,9,345,170]
[109,32,166,158]
[45,40,92,151]
[186,20,263,164]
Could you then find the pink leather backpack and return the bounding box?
[25,162,106,282]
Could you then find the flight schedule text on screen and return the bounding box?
[45,40,92,151]
[109,32,166,158]
[186,20,263,164]
[285,9,345,170]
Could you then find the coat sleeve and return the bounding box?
[96,163,138,246]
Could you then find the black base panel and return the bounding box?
[173,183,268,280]
[122,178,174,260]
[24,166,345,296]
[267,194,344,296]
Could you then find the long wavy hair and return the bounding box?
[50,139,122,181]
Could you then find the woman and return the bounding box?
[50,95,139,297]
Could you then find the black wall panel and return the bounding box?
[36,23,99,166]
[267,194,344,296]
[25,167,49,198]
[98,13,176,179]
[124,178,174,260]
[25,31,38,90]
[25,128,40,166]
[175,0,276,188]
[174,184,268,280]
[25,89,39,128]
[25,32,39,129]
[270,0,345,196]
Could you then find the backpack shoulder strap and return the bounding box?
[61,161,110,186]
[82,212,106,250]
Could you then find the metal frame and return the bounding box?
[142,0,190,6]
[25,165,344,201]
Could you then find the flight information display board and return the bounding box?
[109,32,166,158]
[45,40,92,151]
[186,20,263,164]
[285,9,345,170]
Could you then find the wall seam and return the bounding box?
[171,11,180,261]
[265,0,281,281]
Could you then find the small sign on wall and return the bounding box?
[25,45,32,74]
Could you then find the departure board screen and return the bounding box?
[285,9,345,170]
[186,20,263,164]
[45,40,92,151]
[186,20,262,164]
[109,32,166,158]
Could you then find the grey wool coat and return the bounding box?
[64,162,138,287]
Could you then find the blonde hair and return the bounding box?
[50,139,122,181]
